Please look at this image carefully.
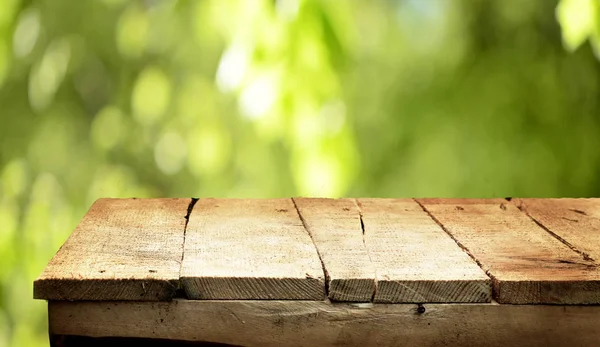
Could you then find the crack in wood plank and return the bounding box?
[292,198,330,298]
[178,198,199,295]
[515,200,596,262]
[353,199,377,302]
[414,199,493,280]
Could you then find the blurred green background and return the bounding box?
[1,0,599,345]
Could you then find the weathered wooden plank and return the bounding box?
[34,198,191,301]
[293,198,376,302]
[418,198,600,304]
[180,198,325,300]
[358,199,490,303]
[515,198,600,261]
[49,300,600,347]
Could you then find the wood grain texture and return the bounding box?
[418,198,600,304]
[180,198,325,300]
[358,199,491,303]
[34,198,191,301]
[293,198,376,302]
[49,300,600,347]
[515,198,600,261]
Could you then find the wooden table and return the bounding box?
[35,198,600,346]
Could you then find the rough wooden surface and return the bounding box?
[49,300,600,347]
[36,198,600,304]
[418,198,600,304]
[180,198,325,300]
[293,198,376,302]
[515,198,600,261]
[358,199,491,303]
[34,198,191,301]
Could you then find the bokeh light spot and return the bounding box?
[187,124,231,177]
[132,66,171,126]
[556,0,594,51]
[216,43,248,93]
[28,38,71,111]
[276,0,300,20]
[239,75,277,119]
[91,106,126,152]
[13,8,40,58]
[116,4,149,59]
[176,76,215,127]
[320,99,346,135]
[154,131,187,175]
[293,150,344,197]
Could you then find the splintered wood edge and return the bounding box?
[48,300,600,347]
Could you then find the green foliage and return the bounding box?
[1,1,600,346]
[557,0,600,55]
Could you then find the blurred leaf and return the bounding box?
[116,3,148,59]
[556,0,594,51]
[12,8,41,59]
[28,38,71,111]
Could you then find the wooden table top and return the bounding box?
[34,198,600,304]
